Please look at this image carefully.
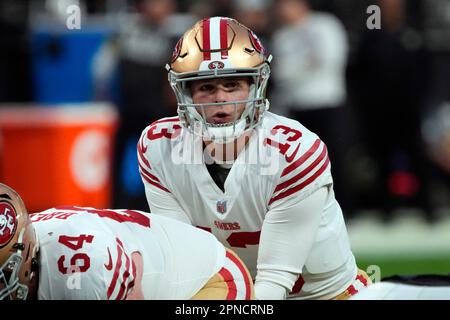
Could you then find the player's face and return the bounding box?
[190,78,250,125]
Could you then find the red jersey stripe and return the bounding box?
[202,18,211,60]
[138,162,161,183]
[274,144,327,193]
[269,156,330,205]
[140,170,171,193]
[137,137,151,169]
[220,18,228,59]
[107,239,124,299]
[219,267,237,300]
[289,275,305,295]
[115,249,132,300]
[124,260,137,299]
[226,250,251,300]
[196,226,212,233]
[281,139,321,177]
[346,284,358,296]
[357,274,369,287]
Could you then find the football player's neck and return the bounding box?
[204,134,251,163]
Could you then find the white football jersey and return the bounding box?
[138,112,357,299]
[30,206,226,299]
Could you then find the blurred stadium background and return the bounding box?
[0,0,449,280]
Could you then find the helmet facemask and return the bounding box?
[168,62,271,144]
[0,240,29,300]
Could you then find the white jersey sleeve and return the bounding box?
[255,186,327,299]
[268,127,333,207]
[257,116,352,299]
[138,118,192,225]
[137,121,173,194]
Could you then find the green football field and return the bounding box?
[356,256,450,278]
[348,213,450,279]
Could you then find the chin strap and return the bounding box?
[202,118,247,144]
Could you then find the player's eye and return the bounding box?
[223,81,239,89]
[199,84,215,92]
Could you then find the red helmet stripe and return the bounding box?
[220,18,228,59]
[202,18,211,60]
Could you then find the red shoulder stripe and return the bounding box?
[269,156,330,205]
[281,139,321,177]
[274,144,327,193]
[115,246,132,300]
[138,162,161,183]
[137,136,151,169]
[124,261,136,299]
[140,171,171,193]
[107,238,124,299]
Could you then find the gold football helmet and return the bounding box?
[167,16,272,143]
[0,183,38,300]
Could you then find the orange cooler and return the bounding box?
[0,103,118,212]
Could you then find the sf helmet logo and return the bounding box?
[0,202,17,248]
[249,31,264,54]
[208,61,225,70]
[171,38,183,62]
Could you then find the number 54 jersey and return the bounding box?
[30,207,227,299]
[138,112,357,299]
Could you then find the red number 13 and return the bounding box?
[264,125,302,162]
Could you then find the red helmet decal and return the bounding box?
[208,61,225,70]
[0,201,18,248]
[249,30,265,54]
[171,37,183,63]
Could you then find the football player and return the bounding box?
[0,183,253,300]
[137,17,370,299]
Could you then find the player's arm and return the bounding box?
[256,130,333,299]
[137,126,192,225]
[143,180,192,224]
[255,186,328,300]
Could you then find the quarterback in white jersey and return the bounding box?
[0,183,253,300]
[138,17,370,300]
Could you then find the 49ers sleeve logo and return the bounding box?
[0,201,18,248]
